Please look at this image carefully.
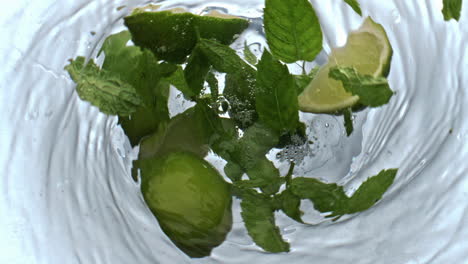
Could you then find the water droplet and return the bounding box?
[325,123,329,128]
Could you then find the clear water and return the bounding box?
[1,0,467,263]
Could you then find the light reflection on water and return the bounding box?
[0,0,467,263]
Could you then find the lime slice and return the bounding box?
[298,17,393,113]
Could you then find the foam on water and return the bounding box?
[1,0,467,263]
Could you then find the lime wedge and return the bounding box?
[298,17,393,113]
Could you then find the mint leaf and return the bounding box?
[224,69,258,129]
[294,66,319,94]
[240,190,290,253]
[184,47,211,98]
[347,169,397,213]
[273,163,303,223]
[245,157,284,195]
[98,31,143,80]
[329,66,393,107]
[264,0,323,63]
[290,177,349,217]
[212,122,279,185]
[163,66,194,98]
[442,0,463,21]
[124,11,248,63]
[244,41,258,65]
[198,38,254,74]
[99,31,176,105]
[235,122,279,170]
[343,107,354,136]
[290,169,397,218]
[344,0,363,16]
[256,51,299,134]
[65,57,142,116]
[118,81,170,146]
[224,162,244,182]
[274,189,303,223]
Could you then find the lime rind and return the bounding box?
[361,17,393,78]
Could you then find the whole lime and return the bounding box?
[139,151,232,258]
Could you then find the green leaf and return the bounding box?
[97,32,176,145]
[344,0,363,16]
[240,190,290,253]
[118,81,170,146]
[193,38,259,128]
[244,41,258,65]
[290,177,349,217]
[124,11,249,63]
[198,38,254,74]
[274,190,303,223]
[184,47,211,98]
[442,0,463,21]
[224,162,244,182]
[208,121,238,162]
[163,66,194,98]
[235,122,279,170]
[290,169,397,218]
[343,107,354,136]
[264,0,323,63]
[329,66,394,107]
[212,122,279,185]
[224,69,258,129]
[245,157,284,195]
[99,31,143,81]
[100,32,175,105]
[294,66,319,95]
[65,57,142,116]
[347,169,397,213]
[255,51,299,134]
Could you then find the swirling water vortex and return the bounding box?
[0,0,467,263]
